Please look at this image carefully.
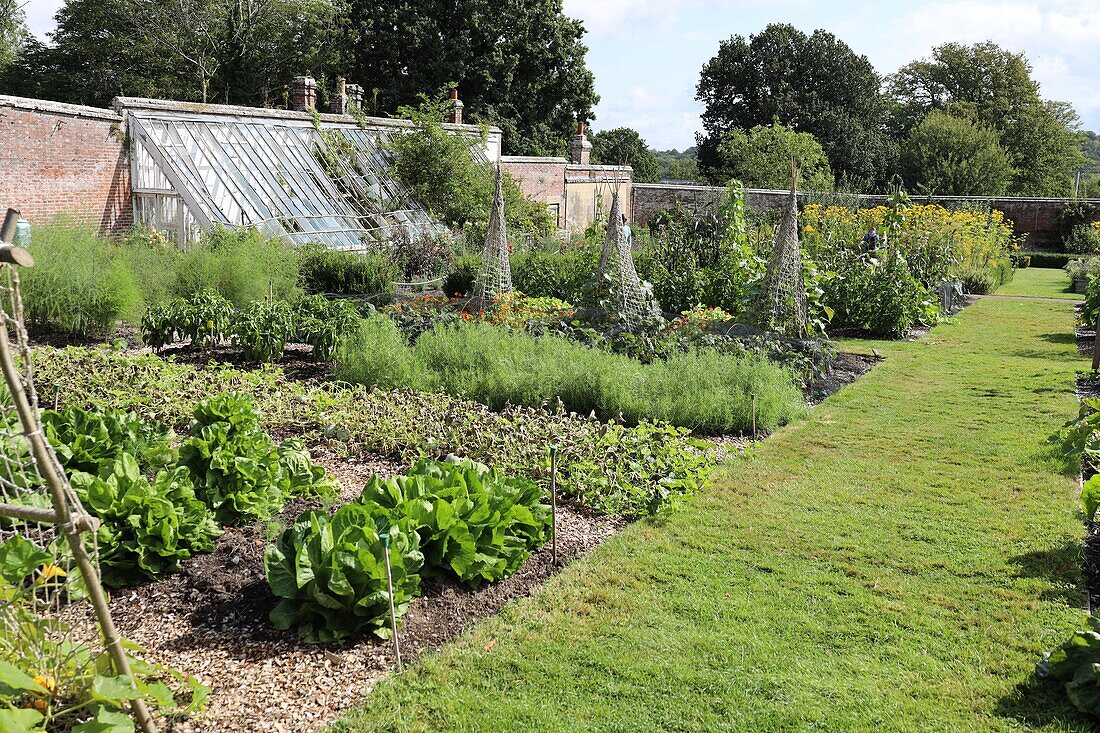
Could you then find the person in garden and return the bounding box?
[861,225,881,251]
[622,213,633,246]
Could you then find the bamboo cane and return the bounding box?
[0,274,157,733]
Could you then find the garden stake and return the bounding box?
[752,394,757,439]
[379,531,403,670]
[1093,313,1100,373]
[550,445,559,566]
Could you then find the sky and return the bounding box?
[23,0,1100,151]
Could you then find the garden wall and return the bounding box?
[501,156,632,232]
[0,95,132,236]
[631,183,1100,249]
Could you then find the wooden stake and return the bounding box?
[380,531,402,670]
[550,445,558,566]
[1093,313,1100,373]
[0,310,158,733]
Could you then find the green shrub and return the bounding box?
[333,315,438,392]
[1083,278,1100,326]
[298,243,399,295]
[442,253,481,297]
[180,393,332,524]
[232,300,295,362]
[296,295,361,362]
[337,320,805,435]
[360,457,550,586]
[119,226,183,307]
[265,501,423,643]
[823,253,938,338]
[389,92,553,239]
[172,227,300,306]
[1022,252,1073,269]
[511,245,599,302]
[70,455,222,587]
[1066,258,1100,283]
[21,226,142,336]
[1065,223,1100,255]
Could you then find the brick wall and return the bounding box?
[632,183,1100,249]
[500,156,568,227]
[0,96,132,236]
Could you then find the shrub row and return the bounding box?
[142,292,359,362]
[334,316,806,435]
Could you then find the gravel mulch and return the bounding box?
[59,451,623,733]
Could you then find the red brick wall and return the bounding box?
[0,97,132,236]
[632,183,1100,249]
[500,157,567,226]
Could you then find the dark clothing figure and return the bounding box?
[861,229,881,251]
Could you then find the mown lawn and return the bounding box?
[996,267,1082,300]
[334,296,1090,733]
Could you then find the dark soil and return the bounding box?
[805,352,882,406]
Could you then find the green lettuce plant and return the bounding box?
[264,502,423,643]
[180,393,332,524]
[43,405,175,476]
[70,455,222,587]
[360,457,550,586]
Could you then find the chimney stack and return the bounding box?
[346,83,364,112]
[329,76,347,114]
[290,76,317,111]
[447,88,464,125]
[571,121,592,165]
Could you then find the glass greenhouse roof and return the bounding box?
[121,99,474,250]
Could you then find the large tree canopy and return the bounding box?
[716,123,833,191]
[344,0,598,156]
[900,110,1013,196]
[887,42,1084,196]
[590,127,661,183]
[695,23,895,189]
[0,0,26,73]
[4,0,345,108]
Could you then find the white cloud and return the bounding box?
[23,0,64,40]
[868,1,1100,129]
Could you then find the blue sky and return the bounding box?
[24,0,1100,150]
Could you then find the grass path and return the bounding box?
[335,296,1090,733]
[996,268,1082,300]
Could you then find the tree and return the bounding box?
[715,123,833,190]
[590,127,661,183]
[654,147,700,182]
[388,92,553,238]
[900,110,1013,195]
[0,0,26,73]
[887,42,1085,196]
[696,23,895,189]
[1,0,342,108]
[343,0,598,156]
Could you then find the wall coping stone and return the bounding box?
[0,95,122,122]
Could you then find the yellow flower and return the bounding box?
[36,564,66,581]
